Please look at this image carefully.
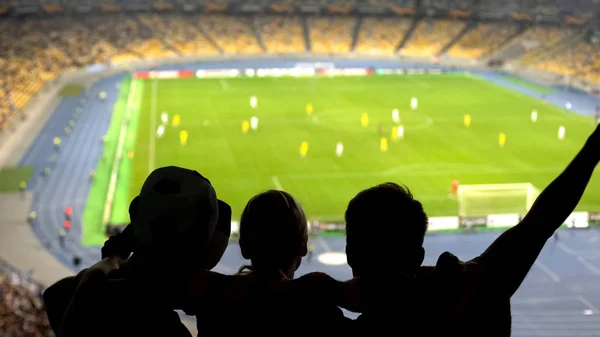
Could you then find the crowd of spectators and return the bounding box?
[399,19,466,57]
[308,16,355,54]
[0,259,53,337]
[256,16,305,53]
[448,23,519,58]
[0,12,598,132]
[535,39,600,83]
[355,17,412,54]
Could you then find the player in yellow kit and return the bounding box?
[499,132,506,148]
[391,127,398,141]
[242,120,250,134]
[464,114,471,128]
[180,130,188,145]
[172,114,181,127]
[380,137,388,152]
[300,141,309,158]
[361,113,369,127]
[306,104,313,116]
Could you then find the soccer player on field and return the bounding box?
[172,114,181,127]
[180,130,188,145]
[161,112,168,124]
[411,97,418,110]
[499,132,506,147]
[392,109,400,123]
[451,179,459,197]
[242,120,250,134]
[307,104,313,116]
[464,114,471,128]
[156,125,165,138]
[250,96,258,109]
[397,125,405,140]
[300,141,309,158]
[250,117,259,131]
[361,113,369,127]
[336,142,344,157]
[380,137,388,152]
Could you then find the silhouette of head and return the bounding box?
[345,183,428,277]
[128,166,231,272]
[239,190,308,279]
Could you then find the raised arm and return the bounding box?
[474,124,600,297]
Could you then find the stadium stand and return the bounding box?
[448,23,520,59]
[136,14,183,59]
[0,1,598,132]
[308,16,356,54]
[535,38,600,81]
[84,15,142,64]
[400,19,467,57]
[200,15,262,54]
[517,25,576,64]
[354,17,412,54]
[0,259,53,337]
[256,16,305,53]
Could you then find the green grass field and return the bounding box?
[0,167,34,192]
[85,73,600,245]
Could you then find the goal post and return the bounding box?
[457,183,539,217]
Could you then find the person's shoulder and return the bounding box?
[430,251,485,280]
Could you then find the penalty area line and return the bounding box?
[271,176,284,191]
[219,79,229,90]
[149,79,158,174]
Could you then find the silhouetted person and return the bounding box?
[194,190,351,334]
[57,229,66,249]
[345,123,600,336]
[44,167,231,337]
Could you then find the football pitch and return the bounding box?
[84,73,600,245]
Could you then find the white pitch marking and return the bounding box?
[219,79,229,90]
[534,260,561,283]
[317,236,332,252]
[577,296,600,313]
[148,79,158,174]
[271,176,284,191]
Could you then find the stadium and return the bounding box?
[1,0,600,335]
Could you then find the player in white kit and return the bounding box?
[250,116,259,131]
[397,125,405,139]
[558,126,566,140]
[336,142,344,157]
[250,96,258,109]
[531,110,538,123]
[392,109,400,123]
[161,112,168,124]
[156,125,165,138]
[411,97,418,111]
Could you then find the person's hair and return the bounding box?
[345,183,428,276]
[238,190,308,280]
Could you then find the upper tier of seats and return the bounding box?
[0,14,597,131]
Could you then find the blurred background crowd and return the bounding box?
[0,259,53,337]
[0,0,599,132]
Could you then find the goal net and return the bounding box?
[457,183,539,217]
